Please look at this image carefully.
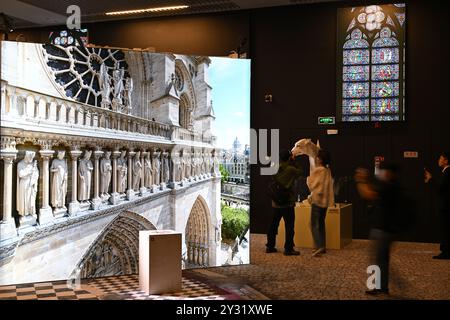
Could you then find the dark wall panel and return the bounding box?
[249,0,450,242]
[12,12,250,57]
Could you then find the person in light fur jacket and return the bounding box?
[307,149,334,257]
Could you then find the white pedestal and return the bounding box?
[53,207,67,219]
[0,220,17,240]
[91,197,102,210]
[126,189,135,201]
[276,203,353,250]
[139,230,182,295]
[19,214,37,228]
[109,193,121,205]
[68,201,80,215]
[38,207,54,225]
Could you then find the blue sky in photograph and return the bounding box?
[208,57,250,150]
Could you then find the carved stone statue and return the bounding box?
[78,150,93,202]
[184,151,191,179]
[17,151,39,218]
[196,152,202,176]
[132,151,142,190]
[112,68,124,111]
[123,77,133,113]
[100,151,112,196]
[205,153,211,175]
[152,152,161,185]
[191,152,196,178]
[179,151,185,181]
[50,150,68,209]
[291,138,320,176]
[144,152,152,187]
[117,150,128,193]
[163,152,170,183]
[212,152,220,175]
[201,153,207,175]
[99,63,111,107]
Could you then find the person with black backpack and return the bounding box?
[266,150,303,256]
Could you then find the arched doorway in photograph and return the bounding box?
[71,211,156,279]
[185,196,211,268]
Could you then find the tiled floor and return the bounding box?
[209,234,450,300]
[0,281,98,300]
[1,234,448,300]
[0,270,265,300]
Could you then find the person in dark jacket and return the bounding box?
[424,152,450,259]
[266,150,303,256]
[355,162,403,295]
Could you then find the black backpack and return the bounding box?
[267,176,291,206]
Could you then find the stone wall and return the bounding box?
[0,177,221,285]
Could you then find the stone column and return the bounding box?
[0,150,18,239]
[109,150,121,205]
[69,149,82,215]
[126,151,136,200]
[140,151,147,196]
[38,149,55,225]
[91,150,103,210]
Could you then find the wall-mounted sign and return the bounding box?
[318,117,335,125]
[404,151,419,158]
[327,129,339,135]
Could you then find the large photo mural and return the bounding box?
[0,40,250,285]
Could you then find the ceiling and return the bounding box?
[1,0,342,29]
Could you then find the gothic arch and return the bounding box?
[185,196,211,267]
[175,59,197,119]
[179,93,192,129]
[71,211,156,279]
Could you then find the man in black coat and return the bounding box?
[425,152,450,260]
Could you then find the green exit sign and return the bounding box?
[318,117,335,125]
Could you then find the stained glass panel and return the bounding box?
[371,99,399,114]
[343,39,370,49]
[395,12,406,26]
[338,4,405,122]
[342,99,370,115]
[343,66,370,81]
[372,48,399,64]
[343,49,370,65]
[343,82,370,98]
[371,82,399,98]
[342,115,370,122]
[373,37,399,48]
[371,64,399,81]
[372,115,400,121]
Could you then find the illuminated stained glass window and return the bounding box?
[49,29,89,47]
[338,4,406,122]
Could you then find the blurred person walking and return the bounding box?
[307,150,334,257]
[355,162,404,295]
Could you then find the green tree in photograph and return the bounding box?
[219,164,229,183]
[221,203,249,242]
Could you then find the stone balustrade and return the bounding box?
[0,82,172,140]
[1,82,217,145]
[172,127,216,145]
